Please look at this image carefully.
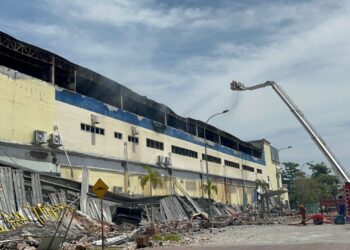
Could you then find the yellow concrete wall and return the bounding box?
[214,182,226,202]
[262,143,280,190]
[56,101,268,184]
[129,174,143,195]
[228,185,243,205]
[89,168,124,192]
[236,186,244,205]
[60,166,83,182]
[258,142,290,206]
[56,100,292,205]
[184,179,201,197]
[245,187,255,204]
[0,73,55,143]
[0,70,287,205]
[60,165,261,205]
[61,165,125,192]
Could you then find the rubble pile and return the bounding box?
[58,212,136,249]
[0,211,136,250]
[209,202,242,227]
[0,164,295,249]
[0,199,295,249]
[144,219,203,235]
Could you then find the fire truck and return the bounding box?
[230,80,350,222]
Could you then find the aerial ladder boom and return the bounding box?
[230,80,350,184]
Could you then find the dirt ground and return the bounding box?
[155,223,350,250]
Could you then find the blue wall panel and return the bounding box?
[56,89,265,165]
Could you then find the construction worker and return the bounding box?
[339,200,346,218]
[299,203,306,225]
[334,200,346,224]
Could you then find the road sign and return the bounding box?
[92,178,109,199]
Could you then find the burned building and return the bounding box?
[0,31,288,205]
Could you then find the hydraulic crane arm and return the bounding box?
[231,80,350,184]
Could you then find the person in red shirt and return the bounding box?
[313,212,324,225]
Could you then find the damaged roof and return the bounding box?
[0,31,262,156]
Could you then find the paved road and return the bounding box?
[153,224,350,250]
[160,243,350,250]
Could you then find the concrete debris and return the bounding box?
[136,234,151,248]
[160,196,188,221]
[0,164,298,249]
[148,220,202,234]
[92,228,139,246]
[0,210,136,249]
[87,198,112,223]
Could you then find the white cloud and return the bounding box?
[1,0,350,170]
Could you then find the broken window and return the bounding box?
[221,136,238,150]
[167,114,187,132]
[205,129,219,143]
[124,95,165,123]
[252,149,262,158]
[239,144,253,155]
[187,121,197,136]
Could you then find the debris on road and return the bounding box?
[0,164,303,249]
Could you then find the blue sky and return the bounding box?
[1,0,350,172]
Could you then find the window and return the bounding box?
[114,132,122,140]
[242,165,255,172]
[202,154,221,164]
[252,149,262,159]
[80,123,105,135]
[257,169,263,174]
[128,135,139,144]
[146,138,164,150]
[224,160,240,169]
[171,145,198,159]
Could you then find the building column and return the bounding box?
[50,56,55,85]
[123,142,129,194]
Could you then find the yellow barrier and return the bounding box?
[1,211,20,230]
[12,211,29,225]
[0,204,74,232]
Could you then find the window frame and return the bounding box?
[80,123,105,135]
[224,160,240,169]
[146,138,164,151]
[114,132,123,140]
[128,135,139,144]
[202,153,221,164]
[171,145,198,159]
[242,165,255,172]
